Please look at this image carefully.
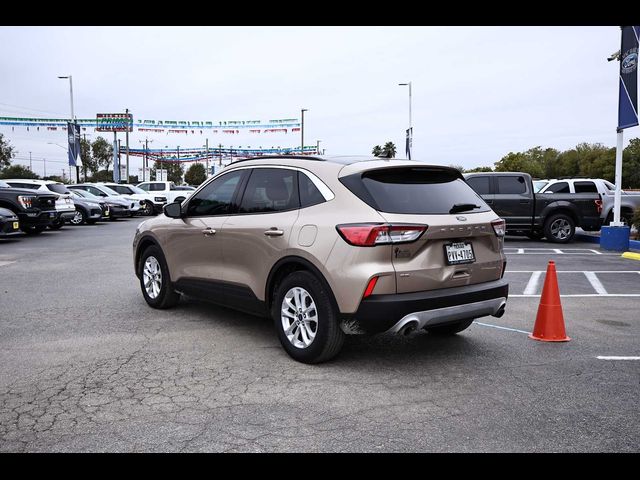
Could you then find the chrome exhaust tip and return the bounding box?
[493,303,507,318]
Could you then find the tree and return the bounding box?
[184,163,206,185]
[0,164,39,179]
[0,133,15,170]
[448,164,465,173]
[80,137,98,176]
[623,138,640,189]
[90,169,114,182]
[151,160,184,184]
[372,145,382,157]
[382,142,397,158]
[466,166,493,173]
[92,136,114,171]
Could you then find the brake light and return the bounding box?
[594,199,603,214]
[17,195,36,209]
[336,224,427,247]
[491,219,506,237]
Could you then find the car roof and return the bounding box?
[3,179,62,185]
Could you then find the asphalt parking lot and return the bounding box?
[1,220,639,452]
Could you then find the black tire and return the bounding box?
[526,231,545,240]
[21,225,46,235]
[138,245,180,309]
[48,219,64,230]
[425,318,474,335]
[69,208,86,226]
[543,213,575,243]
[271,271,344,364]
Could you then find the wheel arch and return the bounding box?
[135,234,160,277]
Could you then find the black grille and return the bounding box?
[38,196,57,209]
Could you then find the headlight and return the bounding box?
[18,196,36,209]
[155,197,167,202]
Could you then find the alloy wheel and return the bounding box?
[281,287,318,349]
[143,256,162,299]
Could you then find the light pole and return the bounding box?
[139,138,153,182]
[301,108,308,154]
[399,82,412,159]
[58,74,81,182]
[316,140,321,156]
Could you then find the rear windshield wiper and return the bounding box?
[449,203,481,214]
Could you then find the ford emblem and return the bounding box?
[456,216,467,221]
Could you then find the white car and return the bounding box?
[69,183,144,216]
[3,179,76,229]
[136,181,194,204]
[98,183,167,216]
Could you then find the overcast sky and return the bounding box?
[0,26,636,179]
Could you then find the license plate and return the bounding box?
[445,242,475,265]
[13,221,19,230]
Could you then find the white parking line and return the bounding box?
[0,261,15,267]
[597,356,640,360]
[473,321,530,335]
[504,248,619,256]
[523,271,542,295]
[511,294,640,297]
[584,272,608,295]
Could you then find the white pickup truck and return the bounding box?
[538,178,640,226]
[136,181,194,204]
[100,182,167,215]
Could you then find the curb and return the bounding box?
[574,232,640,251]
[621,252,640,261]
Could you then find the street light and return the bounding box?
[301,108,308,154]
[399,82,412,159]
[58,75,81,182]
[316,140,321,156]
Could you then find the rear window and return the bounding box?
[466,176,491,195]
[46,184,71,194]
[496,176,527,194]
[574,181,598,193]
[340,167,490,215]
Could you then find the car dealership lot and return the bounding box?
[0,222,638,452]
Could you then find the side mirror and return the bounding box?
[164,201,183,218]
[174,196,186,203]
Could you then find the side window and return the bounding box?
[298,171,326,208]
[138,183,150,191]
[150,183,165,191]
[186,171,243,217]
[496,176,527,194]
[239,168,299,214]
[574,181,598,193]
[87,186,106,197]
[9,182,36,189]
[546,182,570,193]
[465,176,491,195]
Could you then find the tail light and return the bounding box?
[336,223,427,247]
[595,199,603,214]
[18,195,36,209]
[491,218,506,237]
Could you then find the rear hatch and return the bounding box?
[46,183,75,212]
[340,166,505,293]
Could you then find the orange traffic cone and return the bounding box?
[529,260,570,342]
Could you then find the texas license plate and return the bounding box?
[13,221,19,230]
[445,242,475,265]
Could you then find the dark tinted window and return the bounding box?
[138,183,150,191]
[341,167,490,215]
[546,182,570,193]
[574,181,598,193]
[298,172,326,208]
[46,184,71,194]
[239,168,298,214]
[150,183,165,191]
[496,176,527,194]
[186,170,243,217]
[110,185,132,194]
[8,182,37,190]
[466,176,491,195]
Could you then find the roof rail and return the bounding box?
[228,155,324,165]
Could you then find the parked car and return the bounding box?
[464,172,602,242]
[68,184,143,216]
[134,156,509,363]
[3,179,76,229]
[136,181,194,204]
[69,188,129,219]
[537,177,640,226]
[66,191,105,225]
[99,183,167,215]
[0,179,58,234]
[0,206,21,237]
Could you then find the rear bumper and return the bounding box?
[17,210,58,227]
[58,211,76,220]
[341,278,509,335]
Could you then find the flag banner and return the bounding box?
[405,127,412,160]
[67,122,82,167]
[618,26,640,131]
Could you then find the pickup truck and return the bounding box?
[536,177,640,226]
[464,172,602,243]
[0,180,59,234]
[136,181,194,204]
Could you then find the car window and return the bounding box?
[186,171,244,217]
[110,185,132,194]
[298,171,326,208]
[546,182,570,193]
[603,181,616,191]
[496,176,527,194]
[150,183,165,191]
[574,181,598,193]
[341,167,490,215]
[46,184,71,194]
[239,168,299,214]
[138,183,150,191]
[87,186,107,197]
[8,182,37,190]
[465,176,491,195]
[533,180,548,193]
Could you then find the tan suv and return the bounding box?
[133,156,509,363]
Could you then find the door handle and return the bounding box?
[519,200,530,204]
[202,228,216,236]
[264,228,284,237]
